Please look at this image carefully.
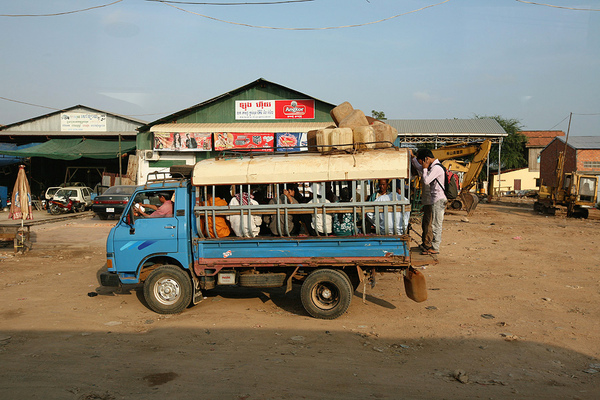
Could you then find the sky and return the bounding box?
[1,0,599,136]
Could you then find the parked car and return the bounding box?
[44,187,62,201]
[52,186,93,209]
[91,185,137,220]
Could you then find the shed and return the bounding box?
[0,105,145,193]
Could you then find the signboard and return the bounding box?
[235,100,315,120]
[61,112,106,131]
[153,132,212,151]
[214,132,274,152]
[276,132,308,152]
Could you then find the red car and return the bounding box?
[92,185,137,220]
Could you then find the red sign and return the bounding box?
[274,100,315,119]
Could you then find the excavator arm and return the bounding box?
[431,140,492,216]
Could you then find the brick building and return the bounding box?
[520,130,565,172]
[540,136,600,189]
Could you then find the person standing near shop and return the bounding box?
[411,149,447,255]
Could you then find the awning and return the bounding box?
[0,138,136,160]
[150,122,334,133]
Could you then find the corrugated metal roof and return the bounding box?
[151,122,333,133]
[386,118,507,135]
[556,135,600,149]
[0,104,147,130]
[0,131,137,137]
[140,78,337,131]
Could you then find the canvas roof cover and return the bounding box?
[192,148,410,185]
[0,138,136,160]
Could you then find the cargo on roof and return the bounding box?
[191,148,410,186]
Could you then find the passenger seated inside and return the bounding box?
[227,191,261,237]
[366,180,409,235]
[308,194,332,235]
[199,186,231,238]
[134,191,174,218]
[332,187,355,236]
[264,185,298,236]
[368,178,390,201]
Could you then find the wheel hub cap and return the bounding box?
[155,278,180,305]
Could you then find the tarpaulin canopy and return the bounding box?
[0,139,136,160]
[0,143,39,167]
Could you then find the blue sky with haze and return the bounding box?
[1,0,599,135]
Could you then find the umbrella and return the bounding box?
[9,165,33,221]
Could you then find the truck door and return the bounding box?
[112,191,179,272]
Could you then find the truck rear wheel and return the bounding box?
[301,269,353,320]
[143,265,192,314]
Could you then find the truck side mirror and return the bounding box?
[125,210,135,234]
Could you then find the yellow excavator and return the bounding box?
[534,148,598,218]
[533,114,598,219]
[430,140,492,216]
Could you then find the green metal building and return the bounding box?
[136,78,337,181]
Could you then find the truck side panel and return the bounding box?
[193,236,409,271]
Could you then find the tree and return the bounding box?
[476,115,527,170]
[371,110,386,120]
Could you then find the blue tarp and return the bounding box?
[0,143,39,167]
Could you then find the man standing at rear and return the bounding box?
[411,149,447,255]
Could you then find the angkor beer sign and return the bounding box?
[235,100,315,120]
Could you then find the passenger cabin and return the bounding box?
[191,148,412,239]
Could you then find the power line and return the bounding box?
[547,114,570,130]
[156,0,451,30]
[145,0,313,5]
[515,0,600,12]
[0,95,179,119]
[0,96,61,111]
[547,112,600,131]
[0,0,123,17]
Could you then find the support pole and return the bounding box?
[118,135,122,185]
[497,138,503,197]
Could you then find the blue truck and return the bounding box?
[100,149,423,319]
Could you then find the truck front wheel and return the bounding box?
[143,265,192,314]
[301,269,353,319]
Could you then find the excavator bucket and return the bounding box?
[460,192,479,216]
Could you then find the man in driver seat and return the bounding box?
[136,192,173,218]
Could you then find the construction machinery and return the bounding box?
[431,140,492,216]
[534,172,598,218]
[534,114,598,219]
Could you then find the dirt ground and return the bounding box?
[0,201,599,400]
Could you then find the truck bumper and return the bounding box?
[100,272,121,287]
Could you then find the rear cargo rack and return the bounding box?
[144,171,187,189]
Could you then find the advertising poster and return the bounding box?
[153,132,212,151]
[276,132,308,152]
[214,132,274,152]
[235,100,315,120]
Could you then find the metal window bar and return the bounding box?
[231,184,256,237]
[194,179,411,239]
[196,186,206,239]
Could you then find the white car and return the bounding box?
[44,187,62,201]
[52,186,93,209]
